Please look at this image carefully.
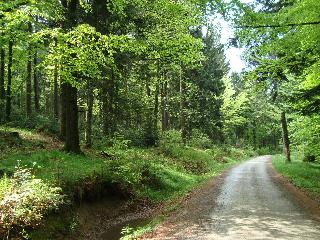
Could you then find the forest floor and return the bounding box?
[2,128,318,239]
[0,127,255,239]
[141,156,320,240]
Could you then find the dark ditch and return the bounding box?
[67,198,154,240]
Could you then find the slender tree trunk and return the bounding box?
[252,121,257,150]
[54,63,59,119]
[53,39,59,119]
[60,82,67,140]
[85,86,93,148]
[109,71,115,135]
[102,83,108,136]
[103,71,115,136]
[26,22,33,118]
[34,52,40,112]
[144,68,156,146]
[153,63,160,137]
[281,111,291,162]
[60,0,67,141]
[180,65,187,145]
[153,82,159,138]
[161,80,169,131]
[161,82,165,131]
[273,128,277,149]
[17,91,21,108]
[0,48,5,100]
[5,39,13,121]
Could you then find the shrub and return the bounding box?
[5,115,59,135]
[188,129,212,149]
[0,167,65,237]
[159,130,183,156]
[120,127,146,147]
[160,130,183,146]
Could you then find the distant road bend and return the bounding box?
[144,156,320,240]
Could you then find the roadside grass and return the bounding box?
[0,146,253,202]
[0,127,257,239]
[272,153,320,199]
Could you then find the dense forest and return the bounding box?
[0,0,319,239]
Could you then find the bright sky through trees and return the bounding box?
[216,0,254,73]
[219,19,246,73]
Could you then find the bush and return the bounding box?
[5,115,59,135]
[0,167,65,237]
[303,155,316,162]
[159,130,183,156]
[188,129,212,149]
[289,115,320,161]
[119,127,146,147]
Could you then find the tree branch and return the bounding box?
[237,21,320,29]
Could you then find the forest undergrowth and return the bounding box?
[0,127,259,239]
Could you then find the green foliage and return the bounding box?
[188,129,213,149]
[4,114,59,134]
[289,115,320,161]
[0,167,64,235]
[233,0,320,156]
[273,154,320,199]
[0,123,258,237]
[160,130,184,147]
[221,76,250,137]
[0,143,255,202]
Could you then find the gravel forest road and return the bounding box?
[143,156,320,240]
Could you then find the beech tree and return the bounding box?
[232,0,320,161]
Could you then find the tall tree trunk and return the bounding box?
[60,82,67,140]
[144,69,156,146]
[281,111,291,162]
[273,128,277,149]
[53,39,59,119]
[33,52,40,112]
[26,23,32,118]
[102,82,108,136]
[180,65,187,145]
[59,0,81,153]
[64,83,81,153]
[0,48,5,100]
[103,71,114,136]
[153,63,160,138]
[54,62,59,119]
[161,80,169,131]
[85,86,93,148]
[5,39,13,121]
[252,120,257,150]
[153,81,159,139]
[59,0,68,141]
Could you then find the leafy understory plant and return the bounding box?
[0,166,65,238]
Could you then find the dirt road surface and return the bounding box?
[143,156,320,240]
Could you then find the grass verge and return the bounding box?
[272,153,320,200]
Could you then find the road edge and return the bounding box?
[139,160,243,239]
[266,156,320,222]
